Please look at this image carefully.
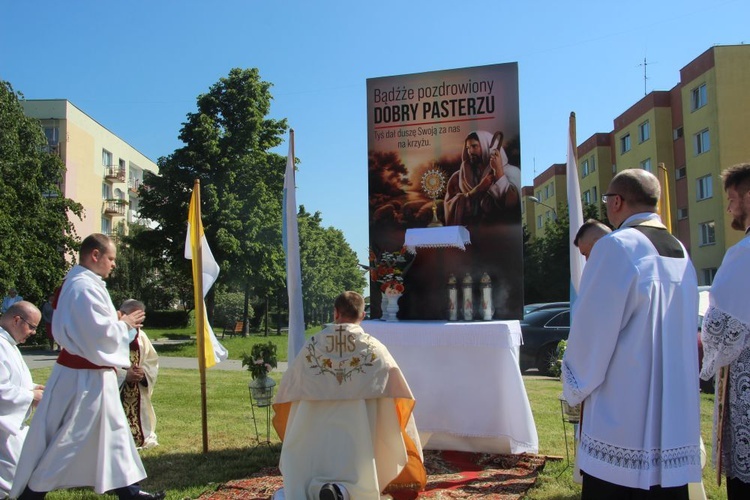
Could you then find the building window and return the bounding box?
[676,166,687,180]
[43,126,59,145]
[583,190,591,204]
[590,156,596,172]
[582,159,590,177]
[702,268,717,285]
[673,126,684,140]
[620,134,631,154]
[691,83,707,111]
[697,175,713,201]
[102,183,111,200]
[591,186,597,203]
[699,221,715,246]
[102,149,113,168]
[638,121,651,143]
[677,208,688,220]
[537,215,542,229]
[694,128,710,156]
[640,158,652,172]
[101,218,112,235]
[546,210,553,221]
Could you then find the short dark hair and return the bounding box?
[120,299,146,314]
[334,291,365,321]
[574,219,610,247]
[722,162,750,195]
[80,233,111,260]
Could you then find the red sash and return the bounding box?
[57,349,112,370]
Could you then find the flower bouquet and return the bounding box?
[369,247,414,294]
[369,248,414,320]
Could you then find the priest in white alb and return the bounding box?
[11,234,164,500]
[562,169,702,498]
[272,291,426,500]
[0,302,44,497]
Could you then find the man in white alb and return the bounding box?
[562,169,701,498]
[0,302,44,498]
[11,234,164,500]
[700,162,750,499]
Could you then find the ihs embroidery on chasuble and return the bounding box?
[305,325,378,385]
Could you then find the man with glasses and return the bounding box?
[11,234,164,500]
[0,301,44,497]
[563,169,701,499]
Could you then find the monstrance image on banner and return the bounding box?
[367,63,523,321]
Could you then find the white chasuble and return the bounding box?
[273,323,426,499]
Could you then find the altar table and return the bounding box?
[362,320,538,455]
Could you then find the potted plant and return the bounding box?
[242,342,278,407]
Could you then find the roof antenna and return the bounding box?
[638,56,656,96]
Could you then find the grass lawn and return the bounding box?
[27,357,726,499]
[146,325,323,362]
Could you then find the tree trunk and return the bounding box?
[242,283,250,336]
[264,294,269,337]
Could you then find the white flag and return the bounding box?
[283,130,305,360]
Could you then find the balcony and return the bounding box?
[104,165,126,182]
[103,199,128,216]
[128,178,141,193]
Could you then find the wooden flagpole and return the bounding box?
[190,179,209,453]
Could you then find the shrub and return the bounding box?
[144,310,190,328]
[213,291,250,327]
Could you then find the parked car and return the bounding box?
[520,306,570,376]
[522,302,570,316]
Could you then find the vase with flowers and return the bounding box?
[369,247,414,321]
[241,342,278,407]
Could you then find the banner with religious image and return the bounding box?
[367,63,523,320]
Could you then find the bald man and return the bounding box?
[573,219,611,260]
[0,302,43,497]
[563,169,701,498]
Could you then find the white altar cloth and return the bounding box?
[362,320,538,455]
[404,226,471,253]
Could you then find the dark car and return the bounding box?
[523,302,570,316]
[520,306,570,376]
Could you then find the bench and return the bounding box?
[221,321,244,339]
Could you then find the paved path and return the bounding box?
[22,343,289,373]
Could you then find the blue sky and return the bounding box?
[2,0,747,268]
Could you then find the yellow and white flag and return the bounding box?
[185,180,228,368]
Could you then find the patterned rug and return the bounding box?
[199,451,547,499]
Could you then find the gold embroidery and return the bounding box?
[306,330,378,385]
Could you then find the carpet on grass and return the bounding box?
[199,450,547,499]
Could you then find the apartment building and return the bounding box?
[21,99,158,240]
[523,163,567,238]
[522,45,750,285]
[578,132,614,220]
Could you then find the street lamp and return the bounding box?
[527,196,558,220]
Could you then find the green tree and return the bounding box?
[297,206,366,326]
[135,68,288,319]
[0,81,83,305]
[106,224,182,310]
[523,202,602,304]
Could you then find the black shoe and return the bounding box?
[133,491,166,500]
[319,483,343,500]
